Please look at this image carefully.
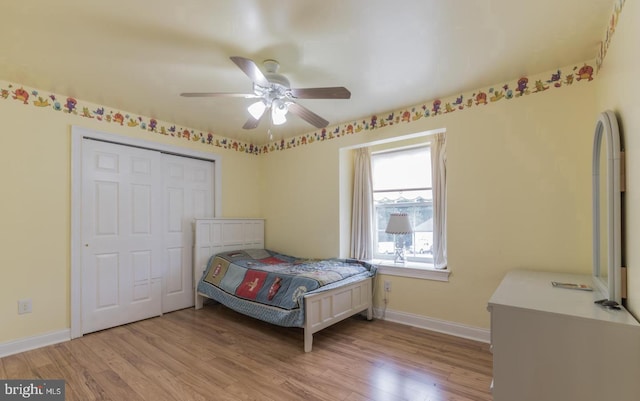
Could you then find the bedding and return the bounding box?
[196,249,377,327]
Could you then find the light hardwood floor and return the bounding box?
[0,304,493,401]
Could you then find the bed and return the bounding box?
[193,218,376,352]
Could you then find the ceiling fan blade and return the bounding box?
[230,56,271,88]
[242,106,268,129]
[287,102,329,128]
[289,87,351,99]
[242,117,261,130]
[180,92,259,98]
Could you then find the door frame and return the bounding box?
[70,126,222,339]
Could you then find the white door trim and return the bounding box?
[70,126,222,339]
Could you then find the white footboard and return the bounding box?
[303,277,373,352]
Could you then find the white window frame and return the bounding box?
[371,144,450,281]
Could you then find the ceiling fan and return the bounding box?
[180,56,351,130]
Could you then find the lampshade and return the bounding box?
[248,101,266,119]
[272,99,288,125]
[385,213,413,234]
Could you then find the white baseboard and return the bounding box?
[374,307,490,343]
[0,329,70,358]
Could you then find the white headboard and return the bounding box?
[193,218,265,290]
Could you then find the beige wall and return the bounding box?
[0,70,600,345]
[0,96,263,344]
[263,80,596,329]
[595,0,640,319]
[262,139,342,257]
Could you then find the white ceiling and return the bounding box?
[0,0,613,144]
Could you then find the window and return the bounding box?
[372,146,433,264]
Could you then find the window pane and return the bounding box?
[374,189,433,262]
[372,146,431,191]
[371,145,434,264]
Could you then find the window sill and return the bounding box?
[373,260,450,282]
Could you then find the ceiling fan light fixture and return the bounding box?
[181,56,351,130]
[247,100,266,119]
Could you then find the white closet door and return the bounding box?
[162,154,214,312]
[81,140,163,334]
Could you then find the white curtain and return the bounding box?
[431,133,447,269]
[350,147,374,260]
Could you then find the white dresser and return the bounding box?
[488,270,640,401]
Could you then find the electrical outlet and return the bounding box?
[18,299,32,314]
[384,281,392,292]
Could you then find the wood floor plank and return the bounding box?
[124,321,243,389]
[0,304,493,401]
[91,370,145,401]
[0,353,33,379]
[21,348,54,370]
[79,335,170,401]
[59,338,111,375]
[58,364,111,401]
[44,343,75,369]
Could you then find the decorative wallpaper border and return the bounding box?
[0,60,596,156]
[596,0,626,73]
[0,1,623,156]
[0,80,261,154]
[260,61,596,153]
